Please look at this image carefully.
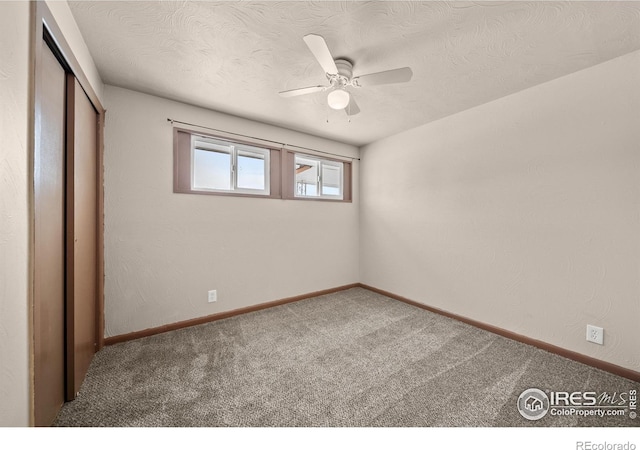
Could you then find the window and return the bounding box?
[174,128,351,202]
[294,155,343,200]
[192,135,270,195]
[174,128,281,198]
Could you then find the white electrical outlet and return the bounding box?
[586,324,603,345]
[208,290,217,303]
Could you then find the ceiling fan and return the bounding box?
[279,34,413,116]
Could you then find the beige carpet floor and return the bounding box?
[53,287,640,427]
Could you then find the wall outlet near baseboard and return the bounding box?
[586,324,603,345]
[208,290,217,303]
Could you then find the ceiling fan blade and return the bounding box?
[345,96,360,116]
[303,34,338,75]
[354,67,413,87]
[279,85,328,98]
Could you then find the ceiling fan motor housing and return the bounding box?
[335,59,353,78]
[330,59,354,88]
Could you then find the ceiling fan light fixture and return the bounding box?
[327,89,350,110]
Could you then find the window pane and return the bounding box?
[321,163,342,196]
[295,157,319,197]
[237,151,265,190]
[193,149,231,190]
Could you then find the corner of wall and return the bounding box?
[44,0,104,103]
[358,49,640,373]
[0,0,33,427]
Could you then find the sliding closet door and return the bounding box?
[34,40,67,427]
[66,77,99,399]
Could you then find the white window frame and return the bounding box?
[294,154,344,200]
[191,135,270,196]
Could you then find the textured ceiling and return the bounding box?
[68,1,640,146]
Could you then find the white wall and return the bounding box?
[103,85,360,338]
[0,1,31,427]
[360,50,640,372]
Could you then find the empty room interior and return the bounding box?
[2,0,640,431]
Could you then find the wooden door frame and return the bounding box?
[31,0,105,425]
